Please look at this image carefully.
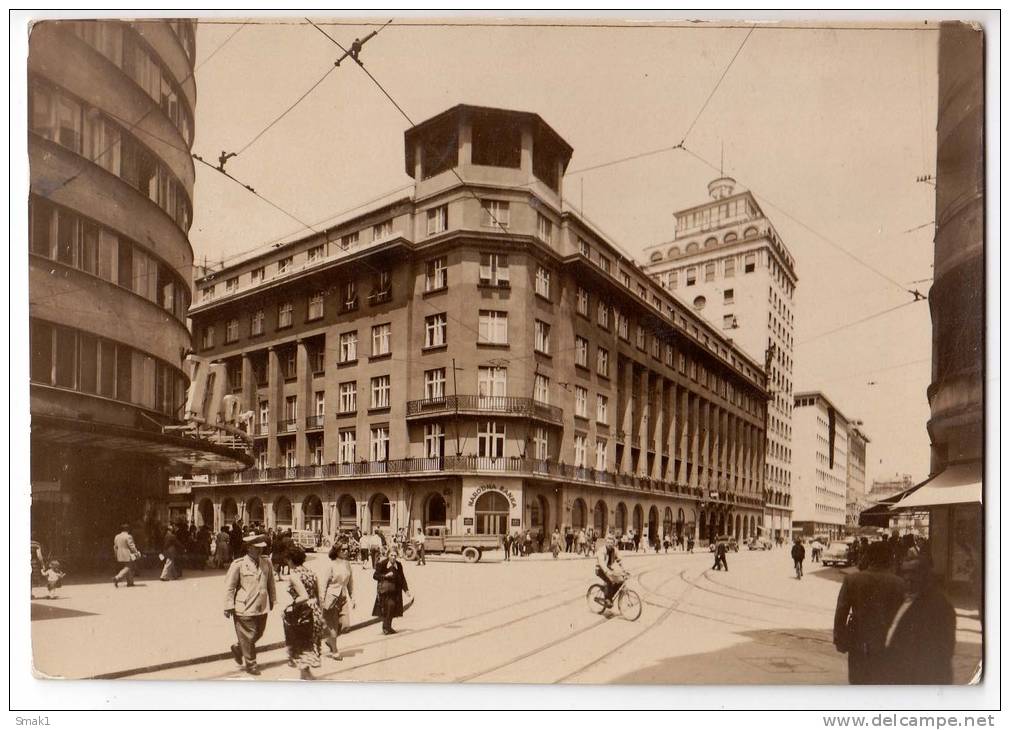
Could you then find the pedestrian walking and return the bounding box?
[223,534,276,675]
[113,523,141,588]
[523,530,533,557]
[687,535,695,553]
[791,538,806,579]
[230,520,244,559]
[358,530,371,568]
[832,541,907,684]
[414,528,427,566]
[283,546,325,680]
[369,529,384,568]
[881,553,956,684]
[550,528,562,559]
[576,528,587,557]
[160,526,180,581]
[319,541,355,659]
[565,526,574,554]
[503,531,512,561]
[712,542,729,571]
[372,547,410,635]
[811,538,823,563]
[42,560,66,599]
[215,525,231,568]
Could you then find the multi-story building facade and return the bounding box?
[792,391,854,539]
[28,20,248,564]
[190,104,769,546]
[845,426,869,528]
[642,177,797,541]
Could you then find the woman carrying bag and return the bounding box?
[318,541,355,659]
[283,546,325,680]
[372,547,410,635]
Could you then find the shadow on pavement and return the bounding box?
[31,602,98,621]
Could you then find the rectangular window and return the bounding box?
[309,434,324,466]
[636,325,646,350]
[576,286,589,316]
[479,253,509,286]
[704,262,716,282]
[575,336,589,367]
[574,386,588,417]
[284,394,298,421]
[534,373,550,404]
[424,313,447,348]
[308,291,324,320]
[651,336,661,359]
[597,302,609,328]
[669,270,679,289]
[578,238,590,257]
[283,348,297,380]
[477,366,507,398]
[617,312,629,340]
[339,331,357,362]
[598,256,611,274]
[478,421,505,459]
[597,347,609,377]
[534,320,551,354]
[424,368,446,400]
[371,323,391,356]
[251,309,265,336]
[573,434,588,468]
[342,280,358,310]
[724,258,736,277]
[533,427,548,461]
[481,200,510,228]
[373,220,393,240]
[744,254,756,273]
[278,256,293,275]
[76,333,97,394]
[535,265,551,299]
[537,213,553,244]
[250,267,264,285]
[313,390,325,417]
[278,301,293,328]
[311,342,325,374]
[201,325,215,349]
[724,288,735,303]
[596,394,609,425]
[370,426,389,462]
[339,429,356,463]
[98,339,116,397]
[424,423,445,459]
[478,310,508,344]
[225,276,238,294]
[338,382,356,413]
[341,231,359,250]
[225,318,239,343]
[686,267,697,286]
[370,375,390,409]
[426,205,448,236]
[307,244,324,263]
[596,438,608,471]
[425,256,447,291]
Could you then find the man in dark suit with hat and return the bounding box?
[223,533,276,675]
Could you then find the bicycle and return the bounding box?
[586,572,642,621]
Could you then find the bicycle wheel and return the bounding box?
[586,584,608,614]
[618,589,643,621]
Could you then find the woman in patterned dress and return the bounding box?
[285,546,325,679]
[318,541,355,659]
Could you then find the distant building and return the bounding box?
[188,104,770,545]
[792,392,858,540]
[845,427,869,528]
[28,20,249,563]
[642,181,797,541]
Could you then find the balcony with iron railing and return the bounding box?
[278,419,298,433]
[368,288,392,306]
[305,414,325,430]
[405,395,563,425]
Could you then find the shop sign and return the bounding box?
[463,517,474,526]
[511,518,521,527]
[466,483,518,508]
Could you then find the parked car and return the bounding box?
[708,535,740,553]
[402,526,501,563]
[747,537,773,551]
[822,541,854,567]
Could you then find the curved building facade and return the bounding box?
[28,20,247,564]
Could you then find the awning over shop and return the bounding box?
[890,462,982,512]
[32,413,253,474]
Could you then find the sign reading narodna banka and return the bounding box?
[467,483,518,508]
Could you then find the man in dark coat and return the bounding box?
[833,541,907,684]
[791,538,806,579]
[372,547,410,634]
[881,555,956,684]
[712,541,729,571]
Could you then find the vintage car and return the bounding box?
[708,535,740,553]
[822,540,855,567]
[747,537,773,551]
[402,525,501,563]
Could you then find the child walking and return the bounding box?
[43,560,66,599]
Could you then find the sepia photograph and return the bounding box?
[12,9,996,716]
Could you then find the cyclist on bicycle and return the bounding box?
[595,534,628,608]
[791,537,806,579]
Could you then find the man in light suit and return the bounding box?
[113,523,141,588]
[223,534,276,675]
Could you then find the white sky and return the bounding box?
[188,17,939,488]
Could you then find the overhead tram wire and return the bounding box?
[796,300,923,346]
[35,20,248,200]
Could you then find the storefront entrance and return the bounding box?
[303,495,324,533]
[530,494,549,537]
[475,491,509,535]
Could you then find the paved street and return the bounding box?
[31,549,982,684]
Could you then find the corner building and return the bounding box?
[792,392,854,540]
[28,21,248,564]
[192,105,768,546]
[641,178,797,541]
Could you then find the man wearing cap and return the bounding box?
[223,533,276,675]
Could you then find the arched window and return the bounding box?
[704,237,718,248]
[246,497,264,526]
[475,491,510,535]
[221,498,238,524]
[337,494,357,528]
[615,502,628,534]
[724,232,738,243]
[743,226,759,238]
[685,242,699,254]
[370,493,391,527]
[571,498,587,530]
[667,246,680,258]
[274,497,293,529]
[593,500,608,534]
[693,295,706,310]
[650,251,663,263]
[425,492,448,527]
[303,495,323,533]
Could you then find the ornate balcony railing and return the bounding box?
[405,395,563,425]
[278,419,298,433]
[305,415,325,429]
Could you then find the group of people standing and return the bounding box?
[222,532,411,679]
